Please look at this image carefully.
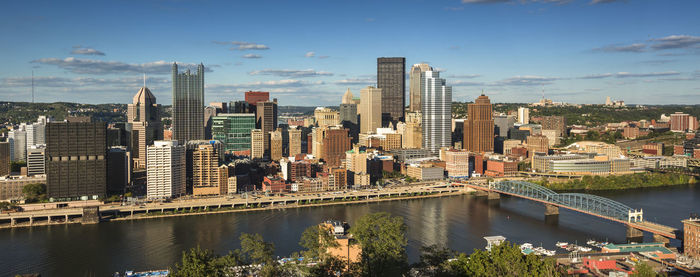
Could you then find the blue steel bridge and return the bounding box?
[459,180,680,241]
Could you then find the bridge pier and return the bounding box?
[544,204,559,225]
[653,234,670,246]
[626,226,644,243]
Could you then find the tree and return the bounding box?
[299,224,339,260]
[172,246,218,277]
[10,161,26,172]
[239,233,275,265]
[0,201,19,211]
[442,242,557,277]
[631,261,660,277]
[22,183,46,203]
[350,212,408,277]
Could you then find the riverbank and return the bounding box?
[534,172,696,191]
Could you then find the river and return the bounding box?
[0,185,697,276]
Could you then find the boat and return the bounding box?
[520,243,534,250]
[586,239,596,245]
[555,241,569,248]
[577,246,592,252]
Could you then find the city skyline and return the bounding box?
[1,0,699,106]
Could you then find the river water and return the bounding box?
[1,185,698,276]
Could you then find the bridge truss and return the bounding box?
[489,180,642,222]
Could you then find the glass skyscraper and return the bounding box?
[421,71,452,154]
[212,113,256,153]
[377,57,406,124]
[172,62,204,143]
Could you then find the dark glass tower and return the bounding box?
[377,57,406,124]
[172,63,204,143]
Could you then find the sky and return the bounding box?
[1,0,699,106]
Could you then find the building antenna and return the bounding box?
[541,84,545,99]
[143,72,146,88]
[31,70,35,103]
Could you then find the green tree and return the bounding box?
[22,183,46,203]
[172,246,219,277]
[631,261,661,277]
[350,212,408,277]
[0,201,19,211]
[239,233,275,265]
[299,224,339,260]
[443,242,557,277]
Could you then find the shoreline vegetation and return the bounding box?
[534,172,696,191]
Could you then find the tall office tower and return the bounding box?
[107,146,130,195]
[377,57,406,124]
[209,102,228,114]
[212,113,256,154]
[463,94,494,153]
[402,112,422,149]
[409,63,432,112]
[231,101,253,114]
[270,129,283,161]
[321,127,352,168]
[192,144,222,196]
[251,129,264,159]
[147,140,186,199]
[0,142,9,176]
[245,91,270,106]
[340,88,359,142]
[172,62,205,143]
[26,118,46,147]
[526,134,549,157]
[360,86,382,134]
[256,99,278,156]
[8,126,27,162]
[314,107,340,128]
[127,85,163,169]
[540,115,567,138]
[494,115,516,138]
[204,106,217,140]
[26,145,45,176]
[421,71,452,154]
[46,121,107,200]
[288,128,302,157]
[517,107,529,124]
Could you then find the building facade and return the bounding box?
[147,141,186,199]
[26,145,45,176]
[192,144,222,196]
[517,107,529,124]
[377,57,406,123]
[0,142,9,176]
[172,63,205,142]
[314,107,340,128]
[256,99,278,156]
[211,113,256,153]
[360,86,382,134]
[270,129,283,161]
[251,129,264,159]
[46,121,107,200]
[409,63,432,112]
[421,71,452,154]
[127,86,163,169]
[464,94,494,153]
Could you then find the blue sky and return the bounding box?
[1,0,699,106]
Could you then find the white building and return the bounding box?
[26,145,45,176]
[8,125,27,162]
[517,107,529,125]
[147,140,186,199]
[421,71,452,154]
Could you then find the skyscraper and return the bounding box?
[211,113,256,153]
[288,128,302,157]
[251,129,264,159]
[517,107,529,124]
[321,127,352,168]
[172,62,204,142]
[464,94,494,153]
[8,125,27,162]
[540,115,567,138]
[245,91,270,106]
[256,99,278,157]
[26,145,45,176]
[421,71,452,154]
[0,142,9,176]
[46,121,107,200]
[360,86,382,134]
[377,57,406,123]
[127,85,163,169]
[192,144,222,196]
[340,88,359,142]
[270,129,283,161]
[409,63,432,112]
[147,140,186,199]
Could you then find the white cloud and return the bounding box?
[249,69,333,78]
[70,47,105,56]
[242,54,262,59]
[305,51,315,58]
[31,57,210,75]
[213,41,270,50]
[649,35,700,50]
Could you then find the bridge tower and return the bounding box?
[544,204,559,225]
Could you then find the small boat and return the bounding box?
[586,239,596,245]
[555,241,568,248]
[520,243,534,250]
[577,246,592,252]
